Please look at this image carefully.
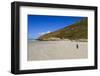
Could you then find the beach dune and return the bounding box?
[28,40,88,61]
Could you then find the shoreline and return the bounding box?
[29,39,88,42]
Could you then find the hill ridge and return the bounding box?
[38,18,88,41]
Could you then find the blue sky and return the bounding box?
[28,15,84,39]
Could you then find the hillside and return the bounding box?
[38,18,88,41]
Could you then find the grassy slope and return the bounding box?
[38,18,88,40]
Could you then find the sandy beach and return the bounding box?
[28,40,88,61]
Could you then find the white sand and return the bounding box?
[28,40,88,61]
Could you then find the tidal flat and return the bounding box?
[28,40,88,61]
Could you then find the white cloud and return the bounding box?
[38,31,51,36]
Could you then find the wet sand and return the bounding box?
[28,40,88,61]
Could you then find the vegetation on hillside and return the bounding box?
[38,17,88,41]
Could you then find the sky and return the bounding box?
[28,15,84,39]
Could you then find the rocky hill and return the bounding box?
[38,18,88,41]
